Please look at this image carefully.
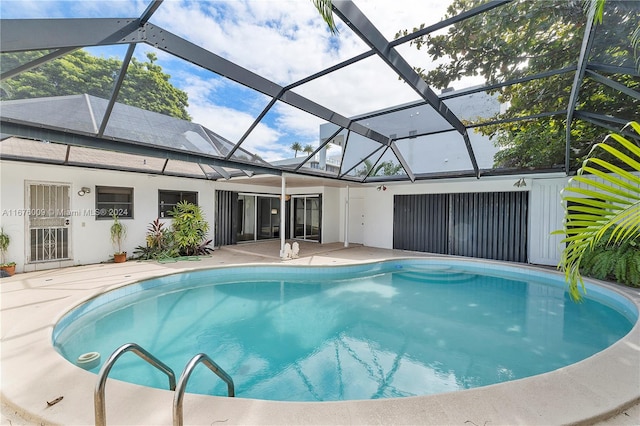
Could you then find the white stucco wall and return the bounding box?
[1,159,570,272]
[0,161,216,272]
[321,186,342,244]
[341,175,569,265]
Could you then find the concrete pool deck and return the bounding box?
[1,242,639,425]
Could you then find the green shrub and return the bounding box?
[169,201,214,256]
[581,236,640,287]
[133,218,179,260]
[133,202,213,260]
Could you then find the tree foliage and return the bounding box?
[556,121,640,300]
[1,50,191,120]
[580,235,640,287]
[397,0,639,170]
[357,159,404,177]
[291,142,303,157]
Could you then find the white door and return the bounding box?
[27,182,72,263]
[348,197,365,244]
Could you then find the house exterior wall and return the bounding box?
[1,159,570,273]
[0,161,215,272]
[528,178,568,266]
[342,175,569,266]
[321,186,342,244]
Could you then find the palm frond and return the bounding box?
[582,0,606,24]
[311,0,338,35]
[558,121,640,300]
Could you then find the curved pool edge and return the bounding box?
[2,246,639,425]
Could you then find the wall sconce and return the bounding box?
[513,178,527,188]
[271,208,278,215]
[77,187,91,196]
[376,185,387,191]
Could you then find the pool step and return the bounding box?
[394,268,478,283]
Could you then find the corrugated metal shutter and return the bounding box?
[215,190,237,247]
[393,193,448,253]
[394,191,528,263]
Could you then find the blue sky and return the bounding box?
[1,0,457,162]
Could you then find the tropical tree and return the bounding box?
[357,159,382,177]
[397,0,639,170]
[291,142,303,157]
[381,161,404,176]
[357,159,403,177]
[1,50,191,120]
[584,0,640,71]
[303,144,315,155]
[556,121,640,300]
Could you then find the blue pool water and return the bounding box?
[53,259,637,402]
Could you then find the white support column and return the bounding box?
[344,185,349,248]
[280,174,286,257]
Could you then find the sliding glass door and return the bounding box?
[237,194,255,242]
[237,194,284,242]
[236,193,319,242]
[258,197,280,239]
[293,195,321,241]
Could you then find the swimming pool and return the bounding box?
[53,259,637,402]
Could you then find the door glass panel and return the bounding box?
[271,198,280,239]
[258,197,273,240]
[294,198,305,239]
[237,195,256,242]
[293,196,321,242]
[306,198,320,241]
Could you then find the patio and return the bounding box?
[1,243,639,425]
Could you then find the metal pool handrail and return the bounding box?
[173,353,235,426]
[95,342,177,426]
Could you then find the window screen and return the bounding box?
[159,190,198,218]
[95,186,134,219]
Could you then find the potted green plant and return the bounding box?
[110,215,127,263]
[0,228,16,276]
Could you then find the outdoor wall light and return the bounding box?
[77,187,91,196]
[513,178,527,188]
[271,208,278,215]
[376,185,387,191]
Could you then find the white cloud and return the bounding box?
[272,104,324,141]
[147,0,454,160]
[3,0,462,162]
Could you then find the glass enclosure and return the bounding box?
[1,0,638,182]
